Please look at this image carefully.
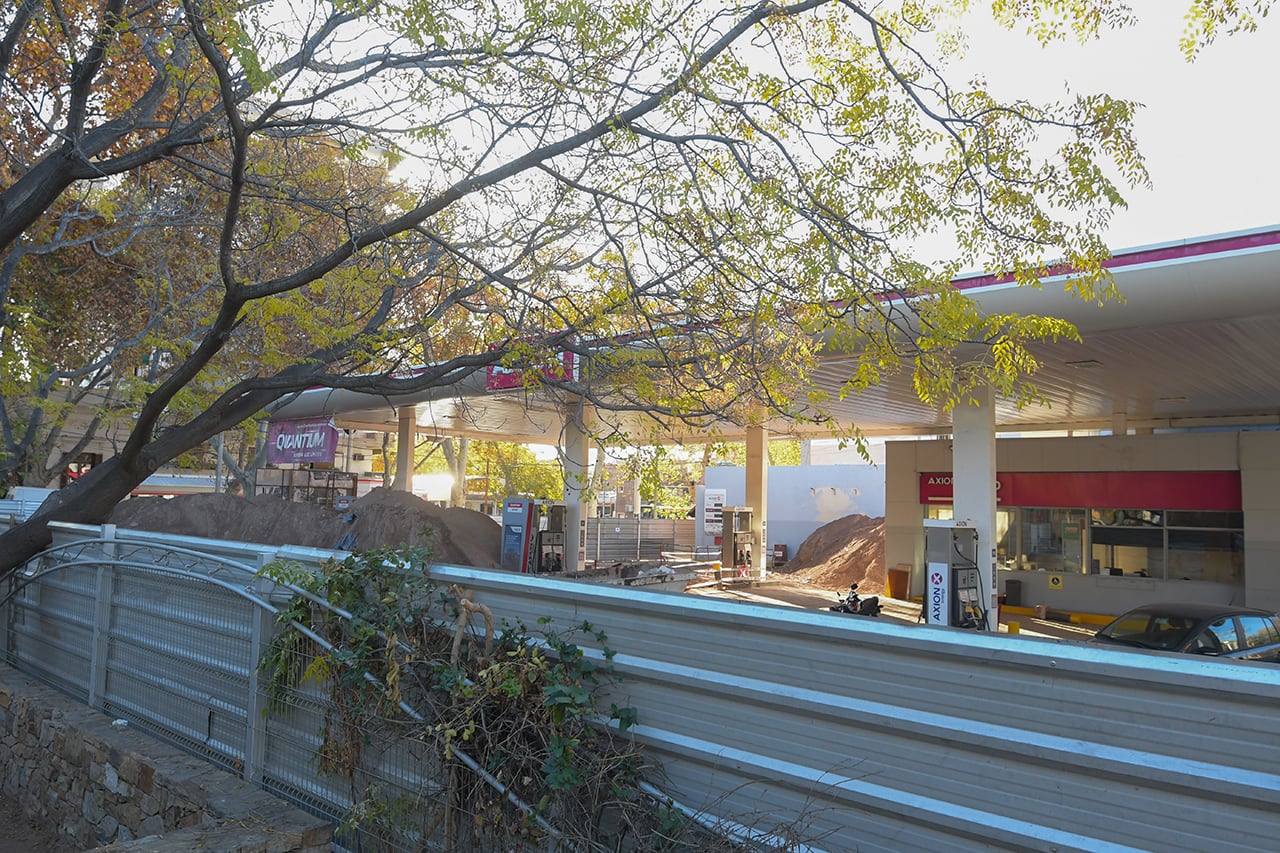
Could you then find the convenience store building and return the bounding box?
[877,227,1280,617]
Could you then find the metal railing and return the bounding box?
[6,522,1280,852]
[0,498,51,526]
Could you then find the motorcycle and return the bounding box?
[828,582,882,617]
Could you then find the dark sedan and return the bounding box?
[1092,603,1280,663]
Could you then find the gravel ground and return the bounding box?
[0,795,64,852]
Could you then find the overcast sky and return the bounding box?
[963,3,1279,250]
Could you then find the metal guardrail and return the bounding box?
[7,522,1280,852]
[0,499,50,525]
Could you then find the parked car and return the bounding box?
[1092,603,1280,662]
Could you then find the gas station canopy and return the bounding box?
[269,226,1280,443]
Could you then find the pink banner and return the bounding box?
[266,418,339,465]
[486,352,578,391]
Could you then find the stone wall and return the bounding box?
[0,666,330,852]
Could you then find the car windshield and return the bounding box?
[1099,612,1198,651]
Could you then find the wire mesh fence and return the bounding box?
[1,528,720,852]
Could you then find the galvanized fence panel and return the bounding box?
[586,518,696,563]
[587,517,642,563]
[5,564,95,701]
[6,525,441,849]
[99,569,256,768]
[6,523,1280,852]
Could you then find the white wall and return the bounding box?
[700,464,886,560]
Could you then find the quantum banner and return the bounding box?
[266,417,339,465]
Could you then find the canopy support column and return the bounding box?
[396,406,416,493]
[563,416,590,572]
[953,386,998,629]
[746,423,768,578]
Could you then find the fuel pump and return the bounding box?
[535,502,566,573]
[501,499,568,573]
[923,519,986,630]
[500,499,537,573]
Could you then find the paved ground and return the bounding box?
[685,578,1099,643]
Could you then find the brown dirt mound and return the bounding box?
[775,514,885,593]
[108,488,501,569]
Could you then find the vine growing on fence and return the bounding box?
[256,545,741,851]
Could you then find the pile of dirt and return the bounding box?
[108,488,502,569]
[775,514,886,593]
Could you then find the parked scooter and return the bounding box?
[828,582,882,617]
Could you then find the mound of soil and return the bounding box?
[108,488,501,569]
[775,514,885,593]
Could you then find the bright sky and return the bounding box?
[964,2,1280,250]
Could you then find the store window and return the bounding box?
[1021,508,1086,572]
[922,472,1243,586]
[1087,507,1243,583]
[1090,508,1165,578]
[994,510,1013,566]
[1167,530,1242,583]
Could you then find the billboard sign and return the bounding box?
[266,418,339,465]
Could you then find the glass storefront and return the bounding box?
[926,505,1244,583]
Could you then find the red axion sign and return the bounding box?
[919,471,1242,511]
[920,474,1005,503]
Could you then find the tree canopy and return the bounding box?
[0,0,1263,572]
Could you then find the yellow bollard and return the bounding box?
[1008,621,1021,634]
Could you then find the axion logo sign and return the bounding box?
[919,473,1004,505]
[925,475,1002,488]
[927,566,948,624]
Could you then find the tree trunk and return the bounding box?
[0,452,150,574]
[0,382,288,575]
[443,437,469,508]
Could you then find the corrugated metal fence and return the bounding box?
[585,517,695,564]
[5,522,1280,852]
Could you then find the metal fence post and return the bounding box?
[243,553,273,783]
[0,570,10,659]
[87,524,117,709]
